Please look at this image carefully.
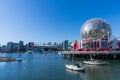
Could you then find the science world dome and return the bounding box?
[81,18,111,40]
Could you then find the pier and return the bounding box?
[62,51,120,60]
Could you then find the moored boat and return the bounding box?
[83,60,109,65]
[15,58,23,61]
[65,63,85,71]
[25,51,34,54]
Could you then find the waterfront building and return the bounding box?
[19,41,24,50]
[7,42,21,52]
[62,18,120,60]
[13,43,19,52]
[28,42,34,48]
[63,40,69,50]
[43,43,46,45]
[110,39,120,50]
[68,41,74,50]
[48,42,51,45]
[0,41,25,53]
[57,43,63,50]
[7,42,13,52]
[80,18,111,51]
[1,45,7,52]
[25,42,36,52]
[74,40,79,51]
[53,42,58,46]
[71,18,120,51]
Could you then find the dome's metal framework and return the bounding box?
[81,18,111,40]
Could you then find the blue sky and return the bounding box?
[0,0,120,45]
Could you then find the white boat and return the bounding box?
[83,60,109,65]
[15,58,23,61]
[65,64,85,71]
[25,51,34,54]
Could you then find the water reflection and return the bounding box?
[66,69,86,80]
[84,65,114,80]
[0,62,6,66]
[26,54,34,62]
[64,57,120,80]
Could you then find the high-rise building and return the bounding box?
[48,42,51,45]
[54,42,58,46]
[58,43,63,50]
[63,40,69,50]
[19,41,24,50]
[1,45,7,52]
[7,42,13,52]
[13,43,19,52]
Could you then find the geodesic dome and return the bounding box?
[81,18,111,40]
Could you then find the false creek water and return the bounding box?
[0,52,120,80]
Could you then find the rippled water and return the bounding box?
[0,53,120,80]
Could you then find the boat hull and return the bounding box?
[83,61,109,65]
[65,64,85,71]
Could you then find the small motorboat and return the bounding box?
[83,60,109,65]
[15,58,23,61]
[25,51,34,54]
[65,63,85,71]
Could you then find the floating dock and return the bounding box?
[62,51,120,60]
[0,56,23,62]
